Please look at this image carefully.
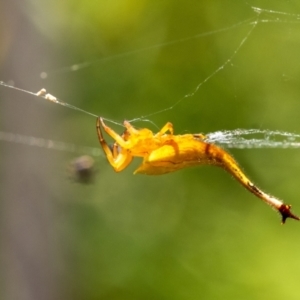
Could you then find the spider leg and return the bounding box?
[109,130,129,157]
[96,117,116,158]
[111,148,133,172]
[155,122,174,137]
[96,117,133,172]
[97,117,131,148]
[123,120,140,135]
[111,142,120,158]
[123,120,173,137]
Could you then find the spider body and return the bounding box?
[97,117,299,223]
[134,135,225,175]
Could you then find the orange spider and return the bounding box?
[96,117,299,224]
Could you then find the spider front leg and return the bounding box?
[97,117,132,148]
[96,117,133,172]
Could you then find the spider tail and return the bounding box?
[211,145,299,223]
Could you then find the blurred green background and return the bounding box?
[1,1,300,299]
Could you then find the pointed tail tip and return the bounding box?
[279,204,300,224]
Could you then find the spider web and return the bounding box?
[1,2,300,154]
